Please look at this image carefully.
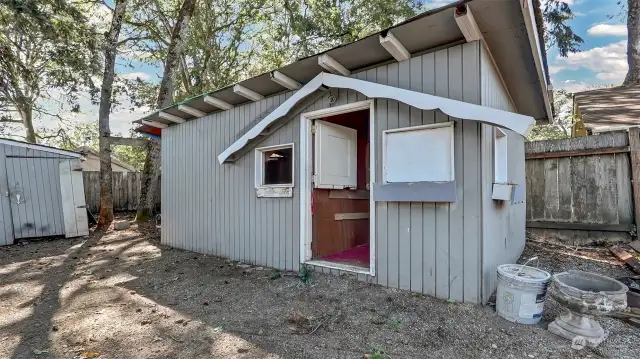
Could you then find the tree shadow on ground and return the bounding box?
[7,231,105,359]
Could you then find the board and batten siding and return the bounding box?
[479,43,527,302]
[162,41,485,303]
[0,143,76,245]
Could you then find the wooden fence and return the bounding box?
[525,130,639,244]
[83,172,160,213]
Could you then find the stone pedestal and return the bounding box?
[548,311,605,348]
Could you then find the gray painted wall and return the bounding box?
[479,44,527,302]
[162,41,490,303]
[0,143,77,245]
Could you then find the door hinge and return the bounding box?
[311,125,316,134]
[312,174,316,184]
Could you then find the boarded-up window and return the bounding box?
[383,122,454,183]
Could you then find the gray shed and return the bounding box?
[137,1,551,304]
[0,139,89,245]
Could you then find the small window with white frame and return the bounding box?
[494,128,508,183]
[383,122,455,183]
[255,143,294,197]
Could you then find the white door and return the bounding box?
[314,120,357,189]
[59,159,89,237]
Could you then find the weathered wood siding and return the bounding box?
[162,41,485,302]
[479,43,527,302]
[82,172,160,213]
[525,132,633,244]
[0,143,76,245]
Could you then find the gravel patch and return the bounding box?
[0,219,638,358]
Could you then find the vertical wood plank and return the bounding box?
[434,47,450,299]
[386,62,400,289]
[461,41,481,303]
[397,59,411,290]
[375,64,388,286]
[292,96,301,271]
[628,127,640,229]
[421,53,436,296]
[617,153,634,225]
[447,45,464,302]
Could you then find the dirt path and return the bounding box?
[0,220,638,359]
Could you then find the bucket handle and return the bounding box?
[514,256,539,277]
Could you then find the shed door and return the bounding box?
[59,159,89,238]
[314,120,358,189]
[6,157,66,239]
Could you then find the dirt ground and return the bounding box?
[1,218,639,359]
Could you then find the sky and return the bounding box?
[30,0,630,138]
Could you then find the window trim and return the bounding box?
[255,143,295,189]
[382,122,455,184]
[494,128,508,183]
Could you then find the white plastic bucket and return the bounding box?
[496,263,551,325]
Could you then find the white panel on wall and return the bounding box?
[314,120,357,189]
[59,159,89,238]
[383,122,454,183]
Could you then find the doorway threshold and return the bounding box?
[304,259,370,275]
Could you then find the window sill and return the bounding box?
[256,186,293,198]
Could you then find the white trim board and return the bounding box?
[0,139,83,158]
[218,72,535,163]
[299,100,376,277]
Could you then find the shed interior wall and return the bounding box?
[162,41,485,303]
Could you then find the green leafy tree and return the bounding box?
[537,0,584,57]
[527,90,573,141]
[41,121,146,170]
[249,0,421,75]
[0,0,102,142]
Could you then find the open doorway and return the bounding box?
[300,100,375,274]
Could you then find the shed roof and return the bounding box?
[574,86,640,132]
[134,0,551,135]
[0,138,83,158]
[74,146,138,172]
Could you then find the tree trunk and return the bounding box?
[624,0,640,86]
[136,139,161,221]
[136,0,197,221]
[97,0,129,229]
[17,100,36,143]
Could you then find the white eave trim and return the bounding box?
[217,72,535,164]
[204,96,234,110]
[142,119,168,129]
[159,111,186,123]
[177,105,206,118]
[521,0,553,121]
[0,139,83,158]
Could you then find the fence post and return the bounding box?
[629,127,640,235]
